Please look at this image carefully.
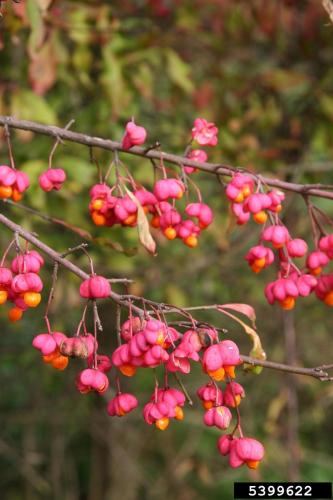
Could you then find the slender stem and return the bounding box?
[89,146,103,184]
[168,320,228,335]
[183,138,193,157]
[103,158,115,184]
[0,238,15,266]
[115,375,121,394]
[228,375,244,438]
[143,142,161,154]
[60,243,89,258]
[312,204,333,230]
[93,302,98,369]
[48,119,75,169]
[44,261,59,324]
[92,300,103,331]
[44,316,52,336]
[14,231,21,254]
[81,247,95,275]
[116,304,121,346]
[153,369,159,403]
[310,206,327,237]
[4,123,15,170]
[186,175,202,203]
[303,195,319,245]
[2,198,93,240]
[75,303,88,336]
[172,373,193,406]
[108,278,134,283]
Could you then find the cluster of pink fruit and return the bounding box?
[89,118,215,248]
[32,329,112,374]
[109,312,263,468]
[122,116,218,172]
[226,172,333,309]
[30,275,112,370]
[218,434,265,470]
[32,304,264,468]
[39,168,66,192]
[29,277,264,469]
[107,379,264,469]
[89,183,213,248]
[111,315,245,380]
[0,164,30,201]
[183,117,219,174]
[0,248,44,322]
[0,164,67,201]
[226,173,284,225]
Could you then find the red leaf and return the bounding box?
[219,303,256,324]
[29,36,57,95]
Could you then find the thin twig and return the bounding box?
[60,243,89,258]
[116,304,121,346]
[172,373,193,406]
[44,261,59,333]
[48,119,75,169]
[2,198,92,240]
[4,123,15,170]
[228,374,244,438]
[92,299,103,331]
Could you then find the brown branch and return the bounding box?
[2,198,93,240]
[0,212,332,382]
[240,355,332,381]
[1,116,333,200]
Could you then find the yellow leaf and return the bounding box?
[124,187,157,256]
[217,306,266,363]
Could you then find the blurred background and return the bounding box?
[1,1,333,499]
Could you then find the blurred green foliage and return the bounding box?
[1,1,333,499]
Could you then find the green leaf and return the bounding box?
[56,156,94,188]
[19,160,47,210]
[165,49,194,94]
[36,0,52,12]
[101,43,129,118]
[246,365,263,375]
[11,90,58,124]
[319,94,333,120]
[29,35,58,96]
[261,68,309,93]
[26,0,45,57]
